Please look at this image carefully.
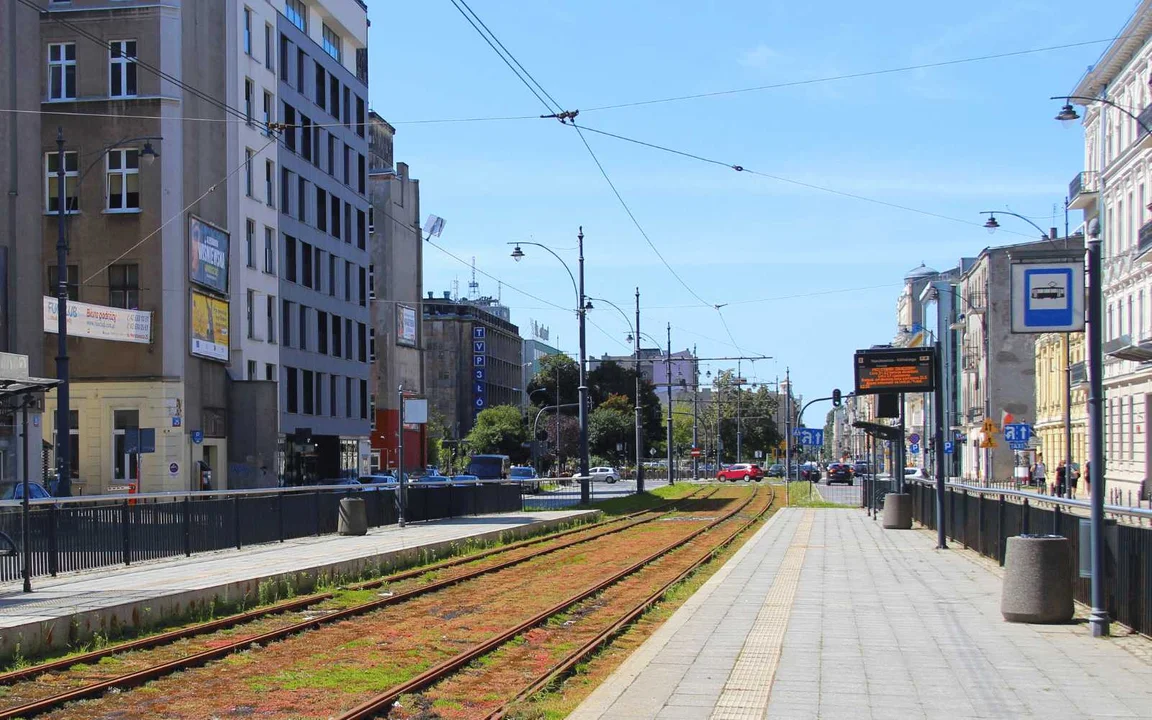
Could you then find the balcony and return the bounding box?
[1138,220,1152,263]
[1068,170,1100,211]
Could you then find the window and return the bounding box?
[369,328,375,361]
[322,24,342,62]
[286,367,298,412]
[346,377,352,418]
[356,96,365,137]
[1129,295,1135,338]
[265,24,274,71]
[247,360,257,380]
[244,148,254,197]
[266,363,276,381]
[264,227,275,273]
[298,176,307,222]
[44,150,79,213]
[113,410,140,482]
[316,187,327,231]
[343,143,351,185]
[315,61,325,109]
[368,264,375,299]
[297,48,305,93]
[299,305,308,350]
[48,43,76,101]
[279,34,289,82]
[109,40,138,98]
[106,149,141,210]
[329,255,337,296]
[332,314,342,357]
[331,196,341,239]
[345,318,353,359]
[314,246,322,290]
[360,380,368,420]
[358,154,366,194]
[244,78,254,125]
[246,219,256,267]
[47,265,79,301]
[357,209,366,250]
[368,207,375,234]
[301,241,313,289]
[301,114,312,162]
[285,0,307,32]
[345,203,352,246]
[302,370,314,415]
[247,289,256,339]
[267,294,276,343]
[344,263,351,302]
[318,311,328,354]
[311,124,320,168]
[327,134,336,176]
[265,159,274,205]
[316,372,325,417]
[263,91,274,136]
[285,234,297,282]
[329,74,340,120]
[243,8,252,55]
[108,264,139,309]
[281,167,291,212]
[358,266,366,307]
[282,299,292,346]
[330,375,337,417]
[53,410,80,480]
[358,322,367,362]
[343,87,351,128]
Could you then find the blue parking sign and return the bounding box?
[910,443,920,454]
[944,441,954,455]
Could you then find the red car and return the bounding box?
[716,463,764,482]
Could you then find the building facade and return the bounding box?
[1034,332,1088,490]
[1069,5,1152,501]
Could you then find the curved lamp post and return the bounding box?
[52,129,160,497]
[510,230,592,503]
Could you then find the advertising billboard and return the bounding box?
[853,348,935,395]
[397,305,417,347]
[189,216,229,295]
[190,291,229,361]
[43,296,151,344]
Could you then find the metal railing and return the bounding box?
[1069,170,1100,200]
[0,482,523,584]
[905,479,1152,637]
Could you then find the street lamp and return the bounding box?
[586,293,647,492]
[509,229,591,503]
[52,129,161,497]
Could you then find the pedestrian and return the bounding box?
[1084,460,1091,498]
[1032,458,1047,491]
[1069,462,1079,498]
[1055,461,1067,498]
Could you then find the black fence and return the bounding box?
[0,482,523,583]
[906,481,1152,638]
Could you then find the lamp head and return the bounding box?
[140,140,159,166]
[626,333,634,344]
[584,300,594,311]
[983,215,1000,234]
[1056,102,1080,127]
[510,245,525,262]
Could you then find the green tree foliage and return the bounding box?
[527,354,579,408]
[703,371,783,463]
[465,405,528,461]
[599,393,633,414]
[589,405,634,461]
[588,360,663,444]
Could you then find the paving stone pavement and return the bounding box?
[570,507,1152,720]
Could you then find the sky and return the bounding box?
[365,0,1137,403]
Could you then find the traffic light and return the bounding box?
[832,388,842,407]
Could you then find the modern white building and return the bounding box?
[1069,3,1152,502]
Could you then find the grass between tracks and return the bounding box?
[786,481,849,508]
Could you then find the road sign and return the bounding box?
[1003,423,1033,443]
[690,448,702,458]
[1011,259,1085,333]
[910,443,920,454]
[981,418,998,435]
[853,347,935,395]
[908,433,921,445]
[979,436,997,449]
[754,450,762,459]
[125,428,156,454]
[792,427,802,437]
[944,441,954,455]
[172,416,182,428]
[191,430,204,445]
[1009,441,1029,451]
[168,462,180,476]
[797,428,824,446]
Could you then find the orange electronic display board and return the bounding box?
[854,348,935,395]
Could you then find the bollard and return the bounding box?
[1001,535,1074,623]
[882,493,912,529]
[338,497,368,536]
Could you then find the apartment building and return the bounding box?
[1033,332,1088,489]
[1068,4,1152,501]
[275,0,372,484]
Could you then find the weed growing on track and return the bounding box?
[786,482,848,508]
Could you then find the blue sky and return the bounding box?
[366,0,1134,403]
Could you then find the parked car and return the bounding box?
[905,467,930,481]
[800,462,822,482]
[0,481,52,501]
[716,463,764,482]
[766,464,785,478]
[826,463,854,485]
[358,474,398,487]
[589,466,620,483]
[510,466,541,493]
[450,474,480,483]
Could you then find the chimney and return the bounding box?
[1050,227,1058,241]
[427,292,434,300]
[443,291,451,299]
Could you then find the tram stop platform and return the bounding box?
[0,509,593,661]
[571,507,1152,720]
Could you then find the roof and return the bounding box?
[904,263,938,281]
[1073,1,1152,98]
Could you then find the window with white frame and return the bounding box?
[264,226,275,273]
[285,0,307,32]
[244,148,254,197]
[105,149,140,210]
[265,159,274,205]
[248,360,257,380]
[243,7,252,55]
[247,289,256,339]
[322,24,342,62]
[244,78,254,125]
[44,150,79,213]
[109,40,138,98]
[48,43,76,101]
[267,294,277,343]
[263,90,273,136]
[246,219,255,267]
[265,23,274,71]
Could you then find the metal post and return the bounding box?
[577,228,590,504]
[635,287,644,493]
[785,369,793,482]
[934,343,947,549]
[55,128,71,498]
[397,384,406,527]
[692,349,699,480]
[736,360,743,463]
[21,397,31,593]
[666,323,674,485]
[555,364,561,475]
[897,393,906,494]
[1086,231,1109,637]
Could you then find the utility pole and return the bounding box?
[397,385,406,527]
[55,128,72,497]
[785,368,793,482]
[666,323,674,485]
[635,287,644,493]
[577,228,590,503]
[692,345,699,480]
[736,359,743,463]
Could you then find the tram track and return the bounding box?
[0,486,715,719]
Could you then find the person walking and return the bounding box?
[1069,462,1079,498]
[1032,458,1047,492]
[1055,461,1067,498]
[1084,460,1091,499]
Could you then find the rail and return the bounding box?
[911,479,1152,523]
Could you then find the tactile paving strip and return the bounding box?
[710,509,814,720]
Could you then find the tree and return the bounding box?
[541,414,580,475]
[599,393,633,414]
[527,354,579,409]
[705,371,782,463]
[589,405,634,462]
[465,405,528,462]
[588,361,664,446]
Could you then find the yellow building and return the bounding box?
[1034,332,1087,490]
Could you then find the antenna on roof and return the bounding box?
[468,257,479,298]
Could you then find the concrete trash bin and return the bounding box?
[338,497,368,536]
[882,493,912,529]
[1001,535,1073,623]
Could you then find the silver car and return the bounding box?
[589,466,620,483]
